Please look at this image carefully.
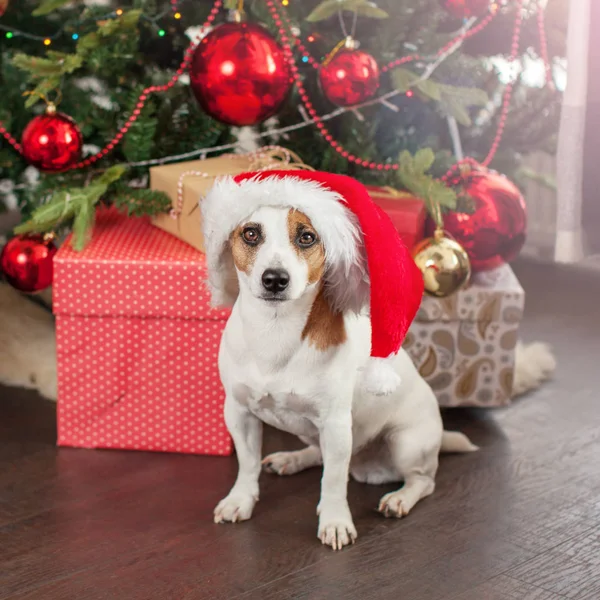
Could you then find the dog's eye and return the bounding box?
[242,227,260,245]
[297,231,317,247]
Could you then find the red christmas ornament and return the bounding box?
[190,21,292,126]
[21,105,83,172]
[430,170,527,272]
[1,234,57,293]
[439,0,491,19]
[0,0,9,17]
[319,48,380,107]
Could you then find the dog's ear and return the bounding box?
[322,214,370,315]
[206,239,240,308]
[202,176,242,308]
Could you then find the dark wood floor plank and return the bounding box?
[448,574,567,600]
[506,528,600,600]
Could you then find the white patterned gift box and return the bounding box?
[403,265,525,407]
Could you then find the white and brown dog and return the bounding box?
[201,171,477,550]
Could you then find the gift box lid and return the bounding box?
[53,209,230,321]
[416,265,525,324]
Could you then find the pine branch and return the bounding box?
[395,149,457,225]
[306,0,388,22]
[14,166,127,251]
[107,184,172,217]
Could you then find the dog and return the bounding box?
[202,171,478,550]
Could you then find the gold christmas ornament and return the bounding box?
[412,228,471,297]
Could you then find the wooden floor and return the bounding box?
[1,259,599,600]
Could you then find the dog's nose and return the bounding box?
[262,268,290,293]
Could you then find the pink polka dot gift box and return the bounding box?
[53,208,233,456]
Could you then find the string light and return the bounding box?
[5,32,13,39]
[115,9,124,16]
[72,33,79,40]
[158,29,166,37]
[43,38,51,46]
[174,12,182,20]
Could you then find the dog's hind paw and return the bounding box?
[213,492,257,524]
[262,446,322,476]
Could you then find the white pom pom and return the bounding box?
[360,357,401,396]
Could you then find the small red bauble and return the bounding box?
[0,0,9,17]
[190,22,292,126]
[1,234,57,292]
[430,170,527,272]
[319,49,380,107]
[439,0,491,19]
[21,108,83,172]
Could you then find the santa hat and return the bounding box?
[201,169,424,395]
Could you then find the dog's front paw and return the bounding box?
[214,491,257,524]
[317,503,357,550]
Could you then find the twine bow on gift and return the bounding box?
[369,185,415,200]
[170,145,313,220]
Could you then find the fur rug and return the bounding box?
[0,283,556,403]
[0,283,57,401]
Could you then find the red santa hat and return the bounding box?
[201,169,424,395]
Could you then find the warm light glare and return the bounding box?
[116,8,124,16]
[174,12,182,19]
[307,35,315,43]
[43,38,51,46]
[220,60,235,76]
[65,133,73,144]
[282,0,289,5]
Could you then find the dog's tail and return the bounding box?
[511,341,556,398]
[440,431,478,453]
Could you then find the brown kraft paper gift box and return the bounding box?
[150,149,309,252]
[403,264,525,407]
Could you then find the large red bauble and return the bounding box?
[1,234,57,293]
[439,0,491,19]
[431,170,527,272]
[319,49,380,107]
[21,111,83,172]
[190,22,292,126]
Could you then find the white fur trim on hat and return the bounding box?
[360,356,402,396]
[201,174,369,313]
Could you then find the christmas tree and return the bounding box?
[0,0,566,250]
